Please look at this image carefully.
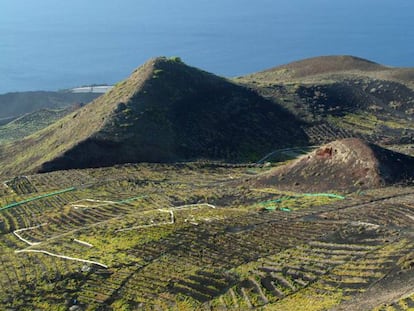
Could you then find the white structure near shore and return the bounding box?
[70,85,113,93]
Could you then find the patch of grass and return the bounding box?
[264,286,343,311]
[1,161,414,310]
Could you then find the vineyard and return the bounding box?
[0,162,413,310]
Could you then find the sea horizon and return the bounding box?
[1,0,413,94]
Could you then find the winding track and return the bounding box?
[11,201,217,269]
[13,223,47,246]
[14,249,108,269]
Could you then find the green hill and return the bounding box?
[1,56,414,311]
[0,57,308,177]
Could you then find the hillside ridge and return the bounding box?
[237,55,414,146]
[238,55,414,85]
[0,57,308,177]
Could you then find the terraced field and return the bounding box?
[0,162,413,310]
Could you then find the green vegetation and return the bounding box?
[0,161,413,310]
[169,56,183,63]
[258,192,345,211]
[0,57,308,177]
[264,286,344,311]
[237,55,414,147]
[1,55,414,310]
[328,112,414,137]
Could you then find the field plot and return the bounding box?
[0,162,413,310]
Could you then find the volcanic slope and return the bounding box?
[0,57,308,177]
[237,55,414,146]
[254,138,414,192]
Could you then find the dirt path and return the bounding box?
[13,202,215,268]
[13,223,47,246]
[332,268,414,311]
[256,146,319,164]
[15,249,108,268]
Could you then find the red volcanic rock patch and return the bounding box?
[254,138,414,192]
[315,147,334,158]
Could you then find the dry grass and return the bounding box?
[237,55,414,88]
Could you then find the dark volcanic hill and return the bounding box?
[0,57,308,176]
[237,56,414,146]
[254,138,414,192]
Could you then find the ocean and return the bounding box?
[1,0,414,94]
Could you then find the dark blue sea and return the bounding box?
[1,0,414,94]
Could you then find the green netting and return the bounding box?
[261,192,345,211]
[116,195,147,204]
[0,187,76,211]
[302,193,345,199]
